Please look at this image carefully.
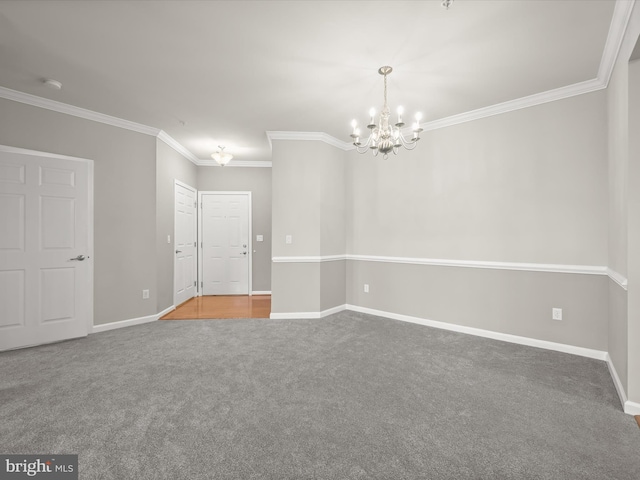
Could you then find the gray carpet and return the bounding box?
[1,311,639,479]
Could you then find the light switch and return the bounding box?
[257,235,263,242]
[167,235,171,244]
[285,235,292,244]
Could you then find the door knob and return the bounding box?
[69,255,86,261]
[242,252,247,255]
[175,250,182,254]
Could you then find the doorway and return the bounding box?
[199,191,252,295]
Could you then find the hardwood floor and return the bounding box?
[160,295,271,320]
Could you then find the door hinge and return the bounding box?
[201,282,203,288]
[194,241,196,247]
[194,201,197,208]
[194,280,196,287]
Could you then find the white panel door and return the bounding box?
[201,193,250,295]
[174,182,197,306]
[0,147,92,351]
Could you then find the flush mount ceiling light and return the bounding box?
[43,78,62,90]
[442,0,454,9]
[211,145,233,166]
[350,66,423,159]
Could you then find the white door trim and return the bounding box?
[0,143,94,337]
[174,180,198,306]
[198,191,252,296]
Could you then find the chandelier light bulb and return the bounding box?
[415,112,423,122]
[397,106,404,125]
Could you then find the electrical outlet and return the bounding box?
[364,284,369,293]
[552,308,562,321]
[257,235,263,242]
[285,235,292,244]
[142,289,150,300]
[167,235,171,244]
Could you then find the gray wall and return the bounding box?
[271,140,346,314]
[347,92,607,265]
[345,90,608,350]
[0,98,158,325]
[156,139,198,311]
[197,166,272,292]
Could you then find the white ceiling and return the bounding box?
[0,0,620,163]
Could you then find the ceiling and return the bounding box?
[0,0,619,163]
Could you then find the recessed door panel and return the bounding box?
[40,166,75,187]
[0,164,25,184]
[40,268,75,323]
[0,194,25,251]
[41,196,75,250]
[0,269,24,328]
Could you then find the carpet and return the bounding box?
[1,310,639,479]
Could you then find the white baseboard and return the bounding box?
[624,401,640,416]
[605,353,628,411]
[252,291,272,295]
[270,304,346,320]
[346,304,608,361]
[92,305,175,334]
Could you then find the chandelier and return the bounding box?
[350,66,423,159]
[211,145,233,166]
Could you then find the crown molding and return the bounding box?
[0,85,160,136]
[157,130,200,164]
[598,0,636,87]
[197,159,273,168]
[0,0,633,164]
[266,131,353,151]
[419,78,605,133]
[607,268,628,290]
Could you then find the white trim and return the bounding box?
[0,85,160,136]
[273,254,607,276]
[272,255,347,263]
[607,268,629,290]
[252,290,272,295]
[269,304,346,320]
[598,0,637,87]
[158,130,200,164]
[347,304,607,361]
[91,305,175,334]
[347,254,607,276]
[625,401,640,416]
[0,144,94,163]
[420,79,605,133]
[266,131,353,151]
[606,353,628,410]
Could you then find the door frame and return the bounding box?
[0,143,94,338]
[174,179,198,307]
[198,191,252,296]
